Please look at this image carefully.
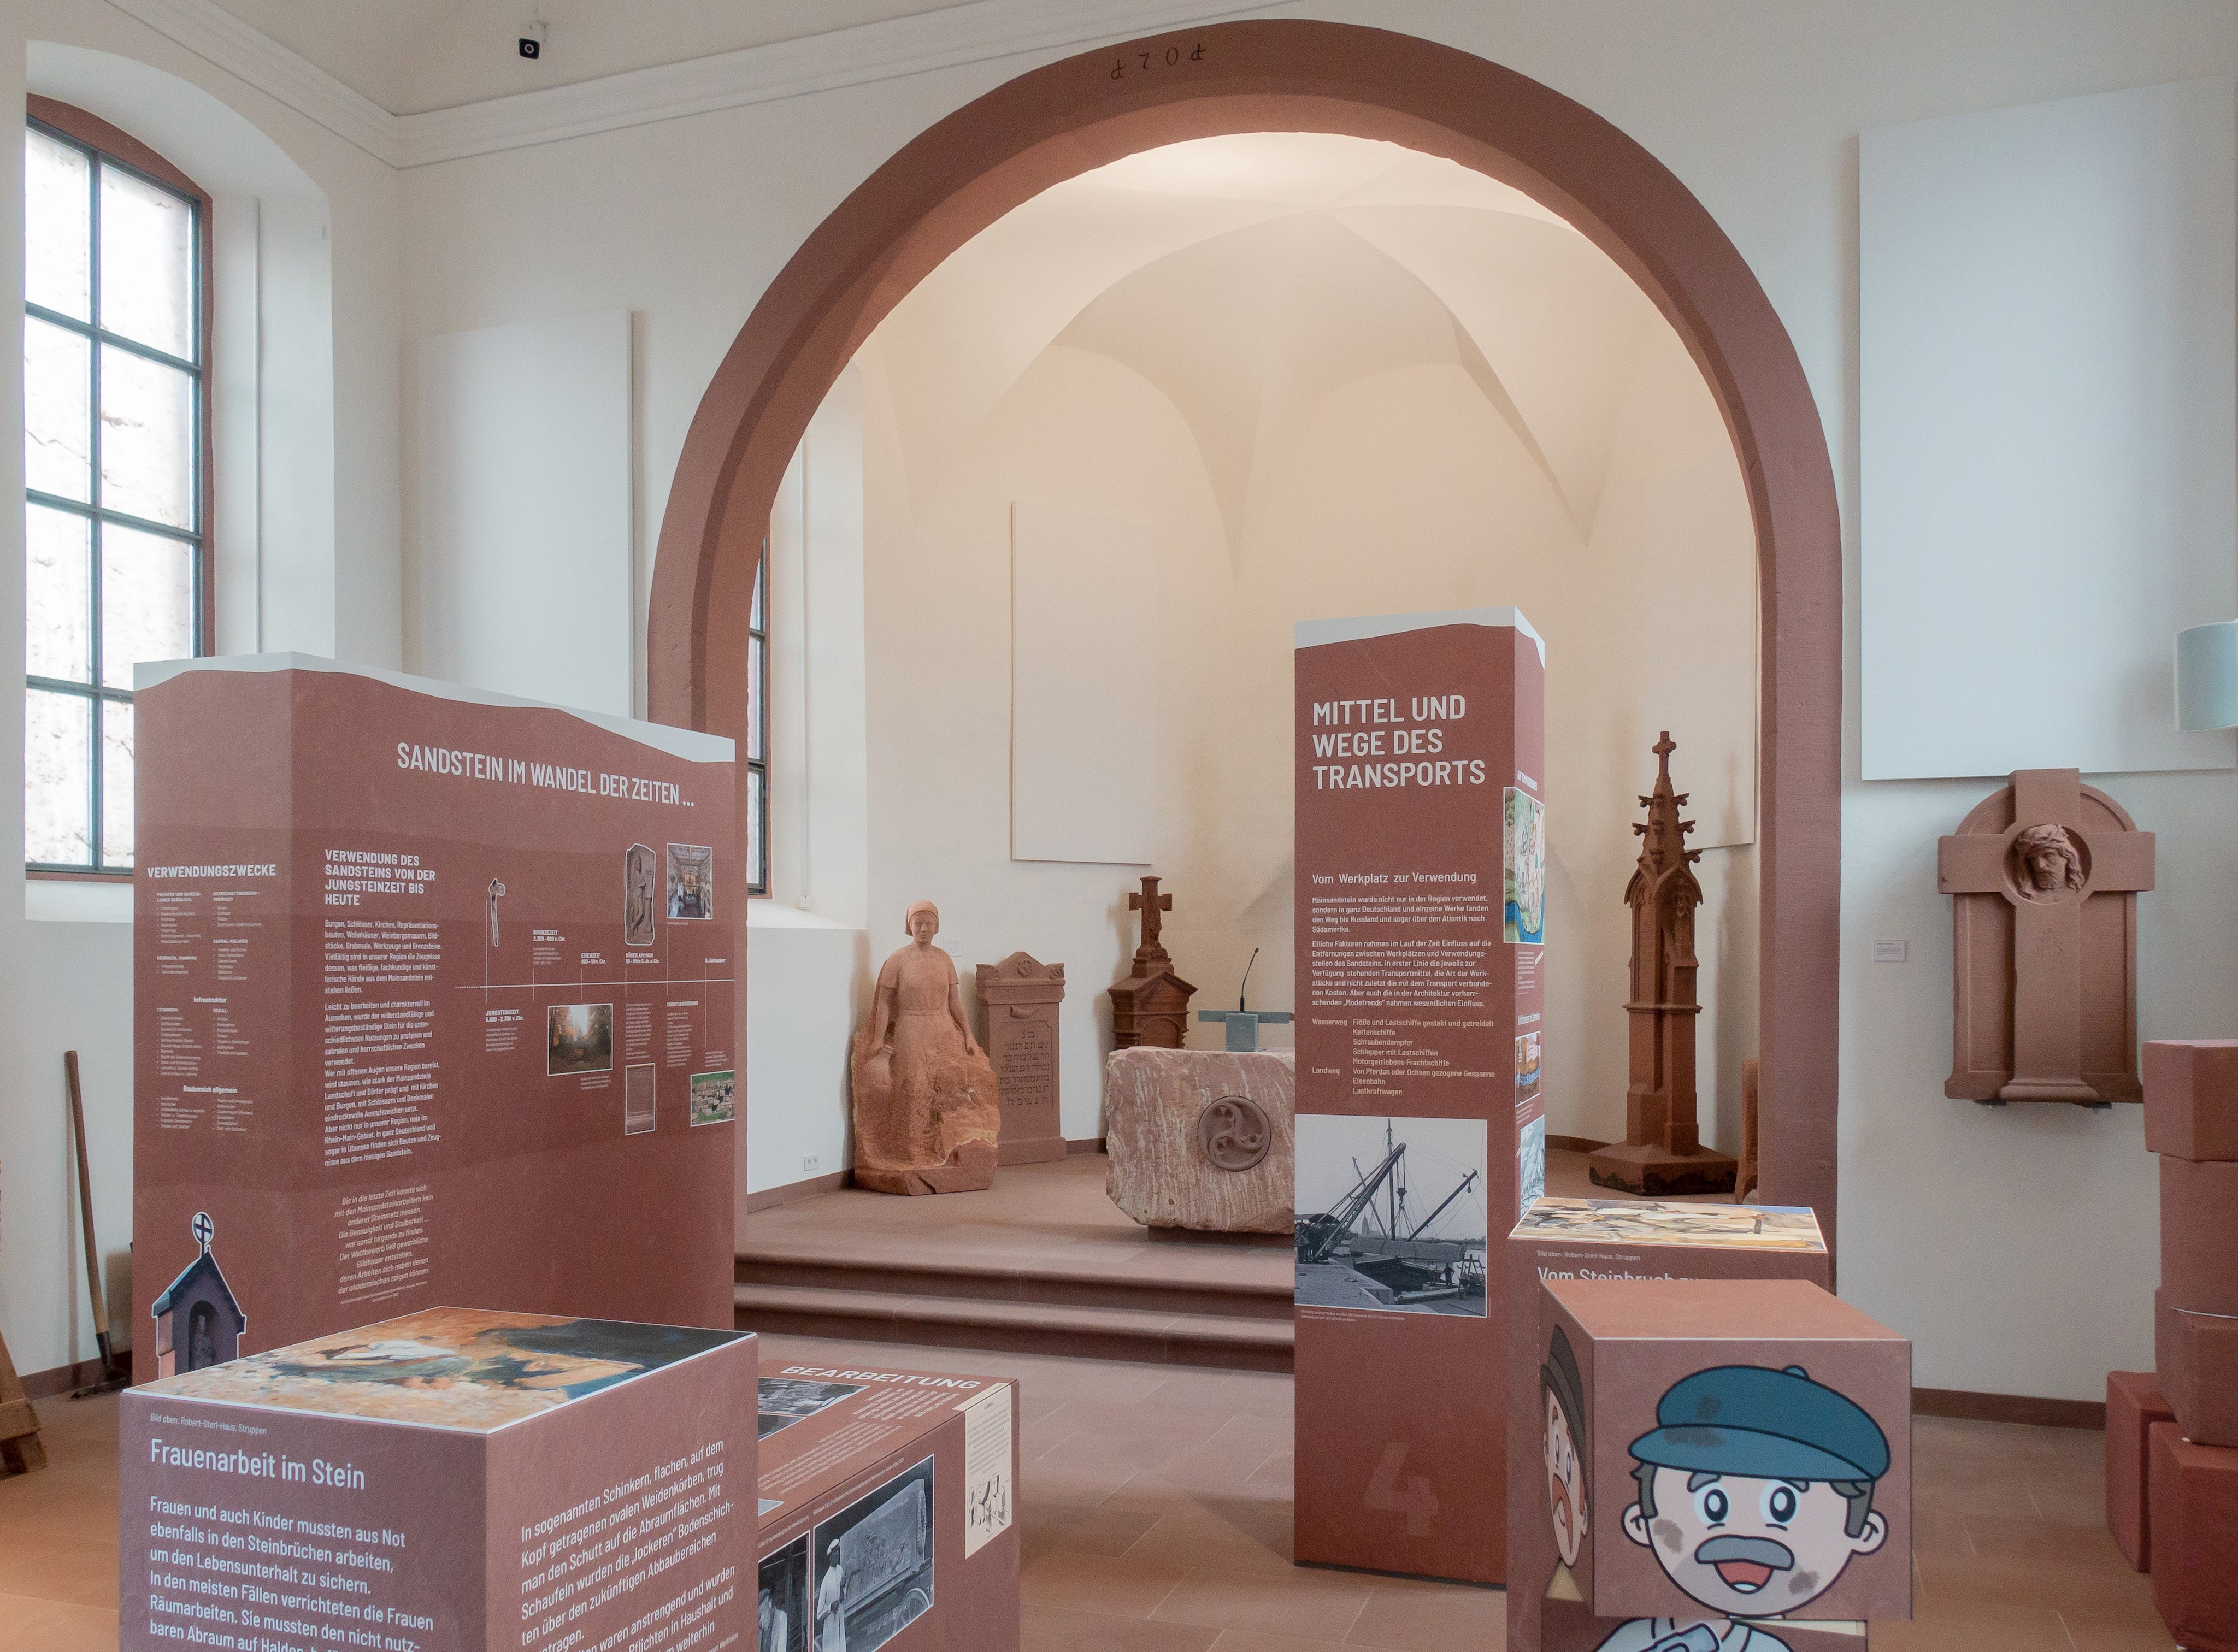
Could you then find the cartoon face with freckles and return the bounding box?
[1619,1363,1892,1623]
[1622,1467,1886,1615]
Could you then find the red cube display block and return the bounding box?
[120,1308,758,1652]
[2145,1040,2238,1161]
[756,1358,1021,1652]
[2157,1295,2238,1449]
[2150,1422,2238,1652]
[2107,1371,2174,1570]
[2163,1156,2238,1316]
[1540,1276,1911,1627]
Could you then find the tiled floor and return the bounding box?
[0,1330,2172,1652]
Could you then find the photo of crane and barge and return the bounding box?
[1294,1115,1489,1316]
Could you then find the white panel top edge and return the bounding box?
[1294,607,1545,664]
[134,653,735,765]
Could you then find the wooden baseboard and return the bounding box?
[1065,1137,1106,1156]
[1546,1135,1609,1154]
[23,1357,115,1400]
[745,1168,851,1213]
[1912,1386,2105,1430]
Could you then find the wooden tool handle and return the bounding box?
[64,1052,108,1336]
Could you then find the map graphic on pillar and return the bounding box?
[1592,734,1735,1196]
[1939,767,2155,1104]
[1506,786,1548,943]
[851,901,1003,1194]
[1110,875,1198,1047]
[150,1212,246,1377]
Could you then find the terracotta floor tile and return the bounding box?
[1022,1448,1145,1509]
[1152,1565,1375,1641]
[1962,1511,2135,1568]
[0,1527,120,1608]
[1021,1549,1193,1618]
[1021,1504,1165,1561]
[2060,1608,2182,1650]
[1121,1506,1297,1578]
[1916,1545,2157,1619]
[1872,1596,2078,1651]
[0,1590,119,1652]
[1342,1579,1507,1649]
[1021,1603,1221,1651]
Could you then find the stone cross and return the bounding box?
[1939,767,2155,1104]
[1128,876,1173,972]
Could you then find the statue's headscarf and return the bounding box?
[904,899,939,936]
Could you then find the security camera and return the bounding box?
[519,20,546,58]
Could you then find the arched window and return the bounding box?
[23,97,209,874]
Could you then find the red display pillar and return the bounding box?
[132,655,739,1380]
[1292,608,1545,1583]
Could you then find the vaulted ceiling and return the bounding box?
[860,133,1668,548]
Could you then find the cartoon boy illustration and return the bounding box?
[1597,1364,1890,1651]
[1542,1325,1591,1596]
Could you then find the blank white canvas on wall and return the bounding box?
[1011,500,1156,863]
[1860,76,2237,779]
[416,309,633,717]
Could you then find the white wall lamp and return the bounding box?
[2176,620,2238,733]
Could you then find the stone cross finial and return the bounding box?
[1128,876,1174,969]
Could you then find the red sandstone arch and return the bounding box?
[649,20,1844,1248]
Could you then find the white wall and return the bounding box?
[7,0,2231,1400]
[745,372,870,1195]
[413,307,633,713]
[1,4,402,1380]
[385,0,2238,1399]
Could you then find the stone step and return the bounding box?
[733,1282,1293,1372]
[733,1245,1294,1322]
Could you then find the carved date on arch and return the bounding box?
[1111,42,1206,80]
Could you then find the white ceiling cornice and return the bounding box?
[99,0,1288,173]
[105,0,405,166]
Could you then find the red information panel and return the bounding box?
[131,656,738,1384]
[1292,609,1545,1584]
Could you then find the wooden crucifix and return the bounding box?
[1939,767,2154,1104]
[1128,876,1174,972]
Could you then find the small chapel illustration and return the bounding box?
[150,1212,246,1377]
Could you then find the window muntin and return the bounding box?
[746,551,768,895]
[23,113,207,872]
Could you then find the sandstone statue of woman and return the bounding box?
[850,900,1001,1194]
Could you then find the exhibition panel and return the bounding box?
[128,656,739,1381]
[755,1361,1020,1652]
[119,1308,757,1652]
[1291,608,1542,1583]
[1505,1199,1841,1651]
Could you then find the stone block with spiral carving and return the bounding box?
[1103,1047,1294,1232]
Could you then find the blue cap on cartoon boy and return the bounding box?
[1630,1364,1889,1484]
[1618,1364,1892,1626]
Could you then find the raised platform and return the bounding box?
[736,1153,1295,1371]
[735,1146,1721,1372]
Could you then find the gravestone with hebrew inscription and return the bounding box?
[975,952,1067,1166]
[1939,767,2154,1105]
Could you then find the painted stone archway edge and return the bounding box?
[648,20,1844,1250]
